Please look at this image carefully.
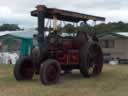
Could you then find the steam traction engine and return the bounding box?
[14,5,105,85]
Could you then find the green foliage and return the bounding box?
[63,21,128,35]
[0,24,20,31]
[63,24,75,33]
[79,22,92,32]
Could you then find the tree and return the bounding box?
[63,24,75,33]
[0,24,20,31]
[79,22,92,33]
[58,21,128,35]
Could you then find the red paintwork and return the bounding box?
[56,50,79,65]
[52,39,79,65]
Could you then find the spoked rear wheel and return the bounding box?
[80,42,103,77]
[92,43,103,75]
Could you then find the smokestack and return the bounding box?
[36,5,47,43]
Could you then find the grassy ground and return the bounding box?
[0,64,128,96]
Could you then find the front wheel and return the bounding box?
[40,59,61,85]
[14,57,34,80]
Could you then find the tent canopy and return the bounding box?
[0,30,37,56]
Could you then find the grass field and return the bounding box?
[0,64,128,96]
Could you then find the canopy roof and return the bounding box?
[0,30,37,39]
[117,32,128,37]
[10,31,37,39]
[99,32,128,40]
[31,5,105,22]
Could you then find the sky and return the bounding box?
[0,0,128,28]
